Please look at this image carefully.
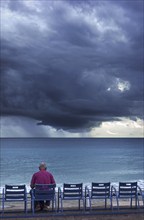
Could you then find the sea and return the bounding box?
[0,138,144,192]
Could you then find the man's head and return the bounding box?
[39,162,47,170]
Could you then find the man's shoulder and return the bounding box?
[46,171,52,175]
[46,171,54,177]
[33,171,41,176]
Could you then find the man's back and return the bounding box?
[31,170,55,185]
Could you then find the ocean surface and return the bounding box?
[0,138,144,192]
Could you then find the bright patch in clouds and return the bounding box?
[107,78,131,92]
[116,78,130,92]
[90,118,143,137]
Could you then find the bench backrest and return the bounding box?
[119,182,137,197]
[91,182,111,198]
[35,184,56,200]
[5,185,27,201]
[63,183,83,198]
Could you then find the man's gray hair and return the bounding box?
[39,162,47,170]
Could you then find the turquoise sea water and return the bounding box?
[0,138,144,191]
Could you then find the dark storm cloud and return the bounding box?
[1,0,143,131]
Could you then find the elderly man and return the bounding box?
[30,162,56,211]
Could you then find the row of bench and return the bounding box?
[1,182,144,214]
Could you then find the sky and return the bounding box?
[0,0,144,138]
